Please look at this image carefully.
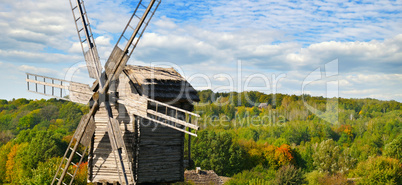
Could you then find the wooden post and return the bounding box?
[44,77,46,94]
[60,81,63,97]
[88,134,94,182]
[27,74,29,91]
[52,79,54,96]
[188,116,192,169]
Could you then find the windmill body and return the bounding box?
[25,0,201,184]
[89,65,199,184]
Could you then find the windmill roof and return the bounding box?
[184,170,224,185]
[124,65,185,82]
[124,65,200,103]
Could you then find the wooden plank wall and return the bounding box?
[136,117,185,183]
[135,102,186,183]
[90,102,135,184]
[89,72,193,184]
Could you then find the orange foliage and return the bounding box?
[74,161,87,183]
[238,140,296,169]
[337,125,353,137]
[275,144,294,166]
[5,144,18,182]
[5,143,27,183]
[263,144,295,169]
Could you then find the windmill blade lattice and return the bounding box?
[25,73,93,104]
[104,0,161,83]
[52,0,162,184]
[26,0,202,184]
[116,0,161,57]
[69,0,102,79]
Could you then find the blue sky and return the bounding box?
[0,0,401,102]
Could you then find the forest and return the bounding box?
[0,90,401,184]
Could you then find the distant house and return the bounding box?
[184,168,224,185]
[258,103,268,109]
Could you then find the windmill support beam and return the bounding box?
[188,127,192,169]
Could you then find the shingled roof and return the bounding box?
[184,170,223,185]
[123,65,200,103]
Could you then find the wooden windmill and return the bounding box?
[25,0,200,184]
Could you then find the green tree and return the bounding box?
[5,143,28,183]
[59,102,85,131]
[337,147,356,174]
[28,131,64,167]
[18,109,41,130]
[227,165,276,185]
[40,104,59,121]
[192,130,248,176]
[0,142,13,183]
[0,114,13,131]
[352,156,402,185]
[24,157,61,185]
[0,130,14,145]
[313,139,340,173]
[384,135,402,161]
[274,165,306,185]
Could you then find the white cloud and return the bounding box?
[18,65,60,77]
[135,20,402,73]
[0,0,401,102]
[159,0,402,44]
[0,49,81,64]
[130,20,402,101]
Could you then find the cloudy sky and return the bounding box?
[0,0,401,102]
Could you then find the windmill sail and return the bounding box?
[69,0,102,79]
[104,0,161,82]
[52,1,162,184]
[25,0,201,184]
[119,97,199,136]
[26,73,92,104]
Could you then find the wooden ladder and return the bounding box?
[52,114,95,185]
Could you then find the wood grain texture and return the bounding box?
[88,66,199,184]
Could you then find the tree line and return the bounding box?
[0,90,401,184]
[189,90,402,184]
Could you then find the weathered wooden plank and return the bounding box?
[139,140,182,146]
[147,98,199,117]
[147,109,199,130]
[69,82,92,93]
[118,98,148,117]
[90,102,136,184]
[81,115,96,147]
[105,46,129,81]
[92,160,131,167]
[138,158,182,164]
[143,115,197,136]
[84,46,102,79]
[26,78,66,89]
[139,130,182,135]
[117,74,132,98]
